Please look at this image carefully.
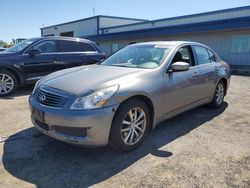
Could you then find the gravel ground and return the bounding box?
[0,75,250,188]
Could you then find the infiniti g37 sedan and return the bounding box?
[29,41,230,152]
[0,37,106,96]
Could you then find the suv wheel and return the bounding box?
[0,70,18,97]
[109,99,150,152]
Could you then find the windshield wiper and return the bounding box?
[105,64,138,68]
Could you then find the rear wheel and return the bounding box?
[109,99,150,152]
[210,81,225,108]
[0,70,18,97]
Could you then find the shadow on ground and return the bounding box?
[1,84,34,100]
[2,103,228,187]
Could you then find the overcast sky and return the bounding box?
[1,0,250,42]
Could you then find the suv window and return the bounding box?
[82,43,96,52]
[33,40,57,53]
[172,46,194,66]
[58,40,82,52]
[207,49,216,62]
[58,40,96,52]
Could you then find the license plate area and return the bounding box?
[32,108,45,123]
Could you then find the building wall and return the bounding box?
[42,18,98,37]
[41,16,146,37]
[98,29,250,66]
[99,17,145,30]
[102,7,250,34]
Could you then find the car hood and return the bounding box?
[0,52,19,60]
[40,65,145,96]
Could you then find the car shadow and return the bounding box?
[2,102,228,187]
[1,84,34,100]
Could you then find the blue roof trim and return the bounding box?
[87,16,250,41]
[41,15,147,30]
[99,5,250,30]
[97,15,147,21]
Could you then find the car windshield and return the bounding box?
[5,38,38,53]
[101,45,171,69]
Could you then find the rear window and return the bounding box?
[58,40,82,52]
[58,40,96,52]
[82,43,96,51]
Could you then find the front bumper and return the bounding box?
[29,96,119,147]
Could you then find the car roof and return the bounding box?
[43,36,93,43]
[131,41,205,48]
[27,37,93,43]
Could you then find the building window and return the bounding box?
[60,31,74,37]
[111,43,119,53]
[230,36,250,53]
[44,34,55,37]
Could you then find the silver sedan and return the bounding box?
[29,41,231,152]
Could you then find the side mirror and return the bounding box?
[171,62,190,72]
[29,49,41,57]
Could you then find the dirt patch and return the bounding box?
[0,76,250,187]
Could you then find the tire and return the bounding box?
[109,99,150,152]
[209,80,225,108]
[0,69,18,97]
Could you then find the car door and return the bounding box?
[57,40,101,68]
[192,45,217,97]
[21,40,65,81]
[163,45,204,115]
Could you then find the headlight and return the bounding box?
[70,85,119,110]
[32,80,40,94]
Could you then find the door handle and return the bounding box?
[53,57,59,61]
[214,66,218,71]
[192,72,199,77]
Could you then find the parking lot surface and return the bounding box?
[0,75,250,188]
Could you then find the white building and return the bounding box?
[41,15,147,37]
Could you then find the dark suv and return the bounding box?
[0,37,106,96]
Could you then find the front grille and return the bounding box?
[35,87,68,108]
[53,126,87,137]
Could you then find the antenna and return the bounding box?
[93,8,95,16]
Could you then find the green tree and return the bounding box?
[0,40,8,47]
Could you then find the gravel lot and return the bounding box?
[0,75,250,188]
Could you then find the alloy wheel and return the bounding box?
[0,74,14,95]
[121,107,147,145]
[215,82,224,105]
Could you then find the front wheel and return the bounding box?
[209,81,225,108]
[109,99,150,152]
[0,70,18,97]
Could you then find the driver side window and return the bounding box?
[172,46,194,66]
[32,40,57,53]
